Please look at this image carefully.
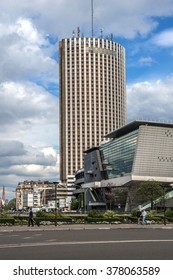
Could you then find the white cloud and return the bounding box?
[41,147,57,159]
[0,80,59,150]
[0,143,58,168]
[92,0,173,39]
[0,140,26,157]
[0,81,59,194]
[0,142,59,200]
[138,56,155,66]
[16,17,46,45]
[127,76,173,122]
[0,17,57,83]
[152,28,173,47]
[0,81,58,127]
[1,0,173,39]
[0,164,57,177]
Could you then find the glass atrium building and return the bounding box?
[80,120,173,211]
[100,129,138,179]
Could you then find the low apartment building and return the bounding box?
[15,180,67,210]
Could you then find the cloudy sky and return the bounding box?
[1,0,173,199]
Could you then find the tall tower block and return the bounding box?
[59,37,126,182]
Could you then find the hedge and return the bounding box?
[0,214,171,226]
[34,217,73,224]
[0,218,15,225]
[86,217,124,223]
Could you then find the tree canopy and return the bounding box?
[4,198,16,210]
[136,180,164,210]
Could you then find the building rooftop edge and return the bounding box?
[59,37,124,46]
[84,146,99,154]
[104,120,173,139]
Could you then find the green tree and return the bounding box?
[115,188,128,207]
[4,198,16,210]
[105,189,116,210]
[70,198,79,210]
[136,180,164,210]
[105,187,127,210]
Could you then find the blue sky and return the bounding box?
[0,0,173,199]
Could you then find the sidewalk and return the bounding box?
[0,223,173,232]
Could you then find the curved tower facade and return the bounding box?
[59,37,126,182]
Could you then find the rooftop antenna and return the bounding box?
[91,0,94,37]
[100,28,103,39]
[77,27,80,37]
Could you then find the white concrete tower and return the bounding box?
[59,36,126,182]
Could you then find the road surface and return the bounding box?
[0,227,173,259]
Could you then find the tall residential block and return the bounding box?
[59,37,126,182]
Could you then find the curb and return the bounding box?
[0,224,173,233]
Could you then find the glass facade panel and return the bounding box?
[100,129,139,179]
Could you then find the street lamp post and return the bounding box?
[163,187,166,226]
[55,184,57,227]
[83,188,89,213]
[161,184,167,225]
[84,188,87,213]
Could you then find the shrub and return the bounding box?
[35,210,47,218]
[13,216,28,224]
[0,210,9,218]
[146,210,157,219]
[103,210,116,219]
[131,209,137,217]
[0,218,15,225]
[127,216,137,223]
[87,210,103,218]
[165,209,173,218]
[86,217,122,224]
[46,213,56,219]
[34,216,72,224]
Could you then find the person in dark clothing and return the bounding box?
[136,208,141,224]
[28,208,34,227]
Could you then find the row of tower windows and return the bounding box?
[66,37,119,46]
[67,59,119,64]
[67,71,124,78]
[66,57,122,64]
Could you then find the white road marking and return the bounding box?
[22,237,32,239]
[7,234,19,237]
[0,239,173,249]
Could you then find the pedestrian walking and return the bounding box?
[28,208,34,227]
[141,209,147,225]
[136,208,141,224]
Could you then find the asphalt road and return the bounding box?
[0,228,173,260]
